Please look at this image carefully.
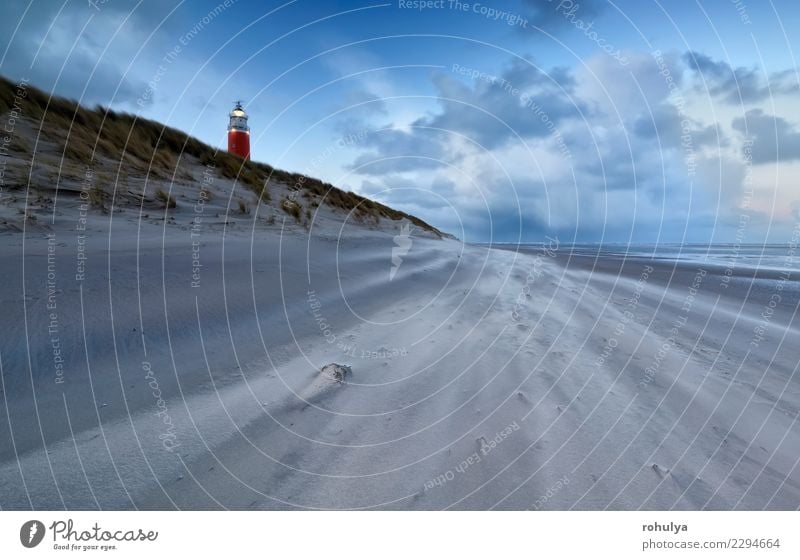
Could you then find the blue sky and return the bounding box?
[2,0,799,243]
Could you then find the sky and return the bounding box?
[1,0,799,243]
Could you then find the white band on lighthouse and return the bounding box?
[227,101,251,159]
[228,101,249,132]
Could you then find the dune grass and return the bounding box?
[281,198,302,222]
[155,188,176,209]
[0,75,445,236]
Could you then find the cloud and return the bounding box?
[633,104,724,150]
[347,127,448,175]
[578,50,686,120]
[0,1,185,107]
[732,109,800,163]
[346,57,584,177]
[683,51,799,104]
[360,174,456,209]
[342,50,725,240]
[346,44,786,242]
[421,58,583,149]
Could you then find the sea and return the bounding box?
[487,243,799,274]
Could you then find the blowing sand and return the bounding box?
[1,202,798,510]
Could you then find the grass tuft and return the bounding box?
[155,188,176,209]
[88,186,105,207]
[281,198,301,222]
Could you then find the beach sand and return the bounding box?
[1,203,798,510]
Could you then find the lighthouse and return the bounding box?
[227,101,250,159]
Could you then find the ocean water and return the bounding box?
[492,243,799,273]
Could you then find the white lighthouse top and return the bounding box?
[228,101,249,132]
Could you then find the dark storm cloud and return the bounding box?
[422,58,582,149]
[576,149,639,192]
[346,49,719,242]
[633,104,725,149]
[427,184,673,243]
[683,51,799,104]
[347,127,448,175]
[732,109,800,163]
[347,57,584,176]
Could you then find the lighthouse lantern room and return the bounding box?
[227,101,250,159]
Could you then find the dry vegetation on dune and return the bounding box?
[280,198,302,222]
[155,188,177,209]
[0,76,446,236]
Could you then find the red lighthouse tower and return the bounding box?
[227,101,250,159]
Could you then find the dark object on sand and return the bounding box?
[321,363,351,383]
